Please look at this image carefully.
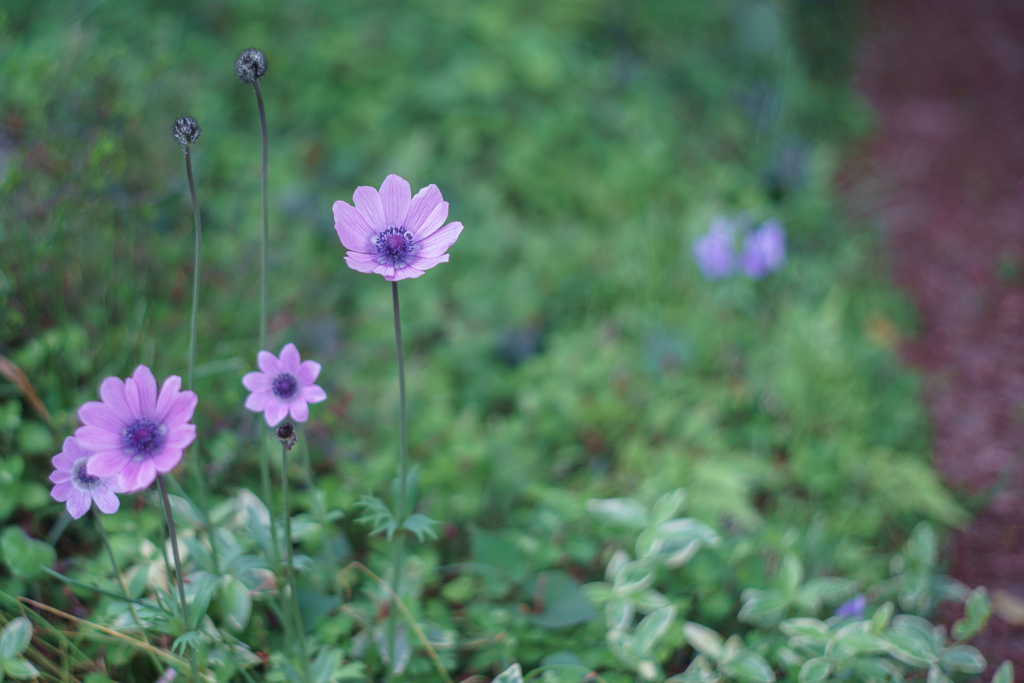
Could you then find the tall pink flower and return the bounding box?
[333,174,464,281]
[242,343,327,426]
[50,436,124,519]
[76,365,197,492]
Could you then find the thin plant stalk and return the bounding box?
[281,440,310,677]
[157,474,202,683]
[387,281,410,673]
[298,425,341,597]
[182,142,220,575]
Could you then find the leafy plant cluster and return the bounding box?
[0,0,1010,681]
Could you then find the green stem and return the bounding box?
[387,281,409,674]
[253,79,269,354]
[157,474,202,683]
[281,440,309,679]
[183,144,220,575]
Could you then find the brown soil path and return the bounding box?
[854,0,1024,669]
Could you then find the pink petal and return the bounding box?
[124,376,144,420]
[404,184,444,235]
[379,174,411,229]
[151,447,184,473]
[92,486,120,514]
[409,200,449,240]
[86,450,130,478]
[354,185,386,232]
[383,262,426,281]
[98,377,133,422]
[297,360,321,384]
[279,343,301,374]
[302,385,327,403]
[52,449,76,472]
[407,253,451,272]
[333,200,377,253]
[163,424,197,450]
[132,365,159,417]
[264,401,288,427]
[257,350,281,375]
[345,251,381,274]
[66,490,92,519]
[242,371,271,391]
[154,375,182,424]
[119,459,157,492]
[61,436,90,460]
[79,402,125,433]
[159,390,198,429]
[50,468,71,484]
[416,221,464,258]
[288,400,309,423]
[75,425,125,451]
[245,390,275,412]
[51,481,74,502]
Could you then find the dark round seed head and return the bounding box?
[276,422,297,450]
[234,47,268,84]
[172,116,202,146]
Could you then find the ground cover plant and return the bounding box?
[0,0,1015,681]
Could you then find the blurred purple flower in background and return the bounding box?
[692,215,737,280]
[834,593,867,620]
[243,343,327,426]
[738,218,786,280]
[50,437,124,519]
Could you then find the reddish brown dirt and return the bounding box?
[854,0,1024,670]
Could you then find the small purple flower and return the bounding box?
[835,593,867,620]
[243,343,327,426]
[333,174,464,281]
[76,365,198,493]
[50,437,124,519]
[738,219,786,280]
[693,216,737,280]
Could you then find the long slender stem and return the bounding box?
[253,79,269,354]
[281,441,309,678]
[387,281,409,674]
[157,474,201,682]
[183,145,220,575]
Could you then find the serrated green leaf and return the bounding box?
[355,494,398,540]
[0,618,32,658]
[172,630,203,654]
[402,513,439,541]
[683,622,723,661]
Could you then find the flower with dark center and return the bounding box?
[172,116,202,146]
[333,174,464,281]
[234,47,268,84]
[243,343,327,426]
[49,437,124,518]
[76,365,198,492]
[276,422,297,451]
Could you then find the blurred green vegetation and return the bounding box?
[0,0,973,679]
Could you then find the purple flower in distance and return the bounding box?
[835,593,867,620]
[333,174,464,281]
[693,216,737,280]
[76,365,197,492]
[50,437,124,519]
[738,218,786,280]
[243,343,327,426]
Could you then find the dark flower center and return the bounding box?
[74,460,100,487]
[123,418,164,457]
[375,226,415,264]
[272,373,299,399]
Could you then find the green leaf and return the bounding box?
[993,661,1015,683]
[0,527,55,580]
[532,571,596,629]
[187,573,221,630]
[651,489,686,525]
[885,623,937,667]
[402,513,439,541]
[954,587,992,640]
[172,630,203,654]
[683,622,723,661]
[779,618,829,641]
[940,645,986,674]
[871,601,894,632]
[3,658,40,680]
[634,605,677,654]
[738,589,789,626]
[0,617,32,657]
[40,566,142,604]
[168,494,206,528]
[355,494,398,540]
[612,559,656,595]
[927,666,953,683]
[220,576,253,631]
[309,647,343,683]
[780,555,804,593]
[724,650,776,683]
[587,497,650,530]
[604,597,635,631]
[798,657,829,683]
[493,663,524,683]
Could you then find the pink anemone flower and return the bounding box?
[333,174,464,281]
[76,365,198,492]
[242,343,327,426]
[50,436,124,519]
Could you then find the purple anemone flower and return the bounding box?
[50,436,124,519]
[243,343,327,426]
[738,218,786,280]
[835,593,867,620]
[333,174,464,281]
[693,216,737,280]
[76,365,197,493]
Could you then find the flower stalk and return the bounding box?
[157,474,202,682]
[387,281,410,672]
[278,424,310,677]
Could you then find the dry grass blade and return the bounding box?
[0,354,52,422]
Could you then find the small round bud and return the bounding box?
[172,116,202,146]
[234,48,268,84]
[276,422,296,451]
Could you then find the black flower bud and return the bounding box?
[234,48,268,84]
[276,422,296,451]
[172,116,202,146]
